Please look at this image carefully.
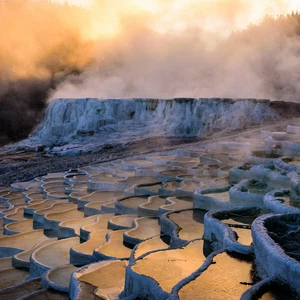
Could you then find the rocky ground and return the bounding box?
[1,116,300,188]
[0,136,200,187]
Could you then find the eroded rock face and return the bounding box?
[28,98,278,148]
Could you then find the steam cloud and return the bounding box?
[50,0,300,101]
[1,0,300,144]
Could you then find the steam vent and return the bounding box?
[1,98,300,299]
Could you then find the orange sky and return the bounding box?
[3,0,300,102]
[54,0,300,37]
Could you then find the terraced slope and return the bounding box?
[0,121,300,299]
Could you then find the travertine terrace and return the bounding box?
[0,98,300,299]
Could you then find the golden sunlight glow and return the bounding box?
[56,0,300,38]
[3,0,300,83]
[54,0,93,6]
[56,0,300,34]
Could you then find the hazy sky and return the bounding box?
[56,0,300,19]
[53,0,300,36]
[3,0,300,101]
[47,0,300,101]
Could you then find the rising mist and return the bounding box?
[1,0,300,144]
[51,1,300,100]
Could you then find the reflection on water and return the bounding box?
[134,235,169,259]
[219,211,260,246]
[161,181,181,191]
[132,240,206,293]
[141,183,163,192]
[179,180,201,192]
[290,160,300,166]
[283,158,300,167]
[277,196,300,209]
[233,227,252,245]
[178,252,254,300]
[79,260,127,298]
[213,177,230,187]
[118,196,148,208]
[168,209,206,241]
[221,210,259,226]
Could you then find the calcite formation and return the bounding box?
[0,98,300,299]
[14,98,280,156]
